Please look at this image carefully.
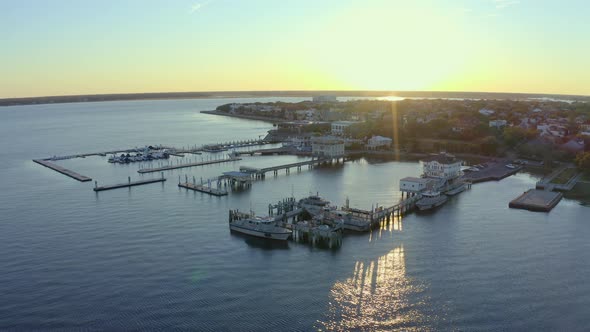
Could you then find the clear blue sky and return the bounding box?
[1,0,589,98]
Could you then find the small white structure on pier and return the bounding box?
[311,136,345,158]
[399,177,435,194]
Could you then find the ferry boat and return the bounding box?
[416,191,448,211]
[298,194,331,215]
[229,217,292,241]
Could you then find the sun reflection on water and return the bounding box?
[317,245,432,331]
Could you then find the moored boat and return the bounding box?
[416,191,448,211]
[229,216,291,241]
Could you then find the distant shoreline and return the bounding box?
[1,90,589,107]
[200,110,284,123]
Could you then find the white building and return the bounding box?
[399,177,435,193]
[331,121,358,136]
[312,95,338,103]
[311,136,345,158]
[422,153,463,180]
[489,119,508,128]
[366,135,392,149]
[479,108,495,116]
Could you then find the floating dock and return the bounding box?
[509,189,563,212]
[93,177,166,191]
[33,159,92,182]
[178,182,228,196]
[137,157,241,173]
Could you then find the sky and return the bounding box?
[1,0,589,98]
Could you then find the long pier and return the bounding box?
[93,176,166,191]
[137,157,241,173]
[33,159,92,182]
[240,156,345,179]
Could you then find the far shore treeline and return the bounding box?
[2,90,590,107]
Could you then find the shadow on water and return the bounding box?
[230,230,290,250]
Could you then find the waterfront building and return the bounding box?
[331,121,359,136]
[366,135,392,150]
[311,136,345,158]
[422,153,463,180]
[399,177,435,193]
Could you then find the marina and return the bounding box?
[93,176,166,192]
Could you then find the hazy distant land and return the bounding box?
[1,90,589,107]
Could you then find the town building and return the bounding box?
[311,136,345,158]
[366,135,392,150]
[479,108,495,116]
[489,119,508,128]
[331,121,359,136]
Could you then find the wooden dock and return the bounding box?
[509,189,563,212]
[178,182,228,196]
[93,177,166,191]
[137,157,241,173]
[33,159,92,182]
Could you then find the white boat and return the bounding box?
[298,194,331,215]
[229,217,291,240]
[416,191,448,211]
[505,164,516,169]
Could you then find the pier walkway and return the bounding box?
[33,159,92,182]
[240,156,343,178]
[93,176,166,191]
[137,157,241,173]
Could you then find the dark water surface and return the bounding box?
[1,99,589,331]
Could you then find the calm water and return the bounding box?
[1,98,589,331]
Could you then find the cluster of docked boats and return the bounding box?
[229,194,374,241]
[108,147,170,164]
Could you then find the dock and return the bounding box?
[462,162,522,183]
[33,159,92,182]
[178,182,228,196]
[509,189,563,212]
[240,156,344,179]
[137,156,241,173]
[93,176,166,191]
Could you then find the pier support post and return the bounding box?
[128,176,131,184]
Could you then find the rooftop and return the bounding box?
[423,153,460,164]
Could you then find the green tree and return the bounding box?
[575,152,590,172]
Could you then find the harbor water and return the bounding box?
[1,98,589,330]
